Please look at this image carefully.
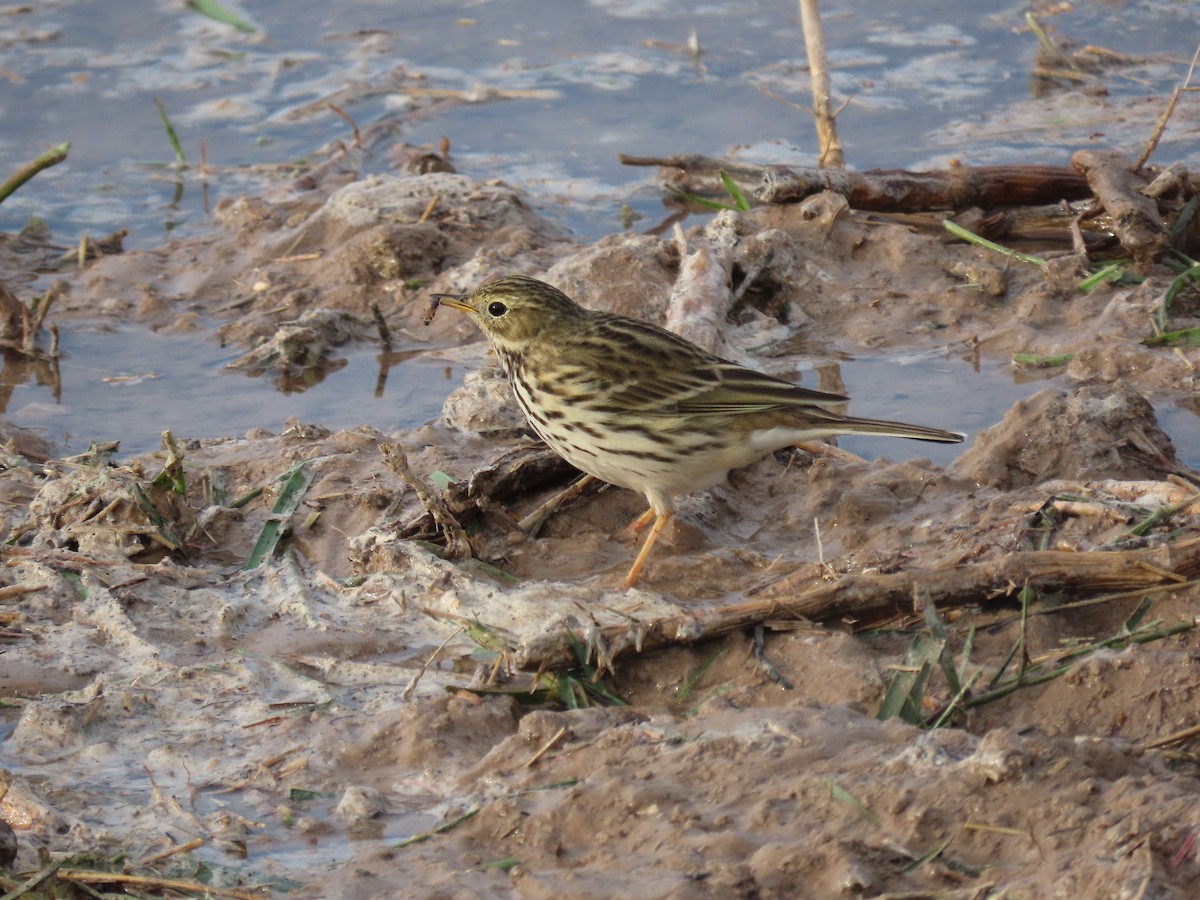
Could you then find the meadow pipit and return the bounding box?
[432,275,963,588]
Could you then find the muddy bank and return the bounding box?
[1,162,1199,897]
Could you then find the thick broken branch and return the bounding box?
[1072,149,1168,265]
[759,164,1092,209]
[620,155,1093,211]
[514,537,1200,669]
[748,539,1199,613]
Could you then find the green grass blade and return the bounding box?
[665,183,739,212]
[676,647,726,701]
[0,142,70,205]
[481,857,520,872]
[153,99,186,165]
[151,430,187,495]
[988,607,1026,688]
[1119,597,1154,636]
[1012,352,1074,368]
[718,169,751,211]
[827,781,882,828]
[1143,325,1200,347]
[922,598,963,697]
[229,485,265,509]
[130,482,181,552]
[1168,196,1197,248]
[186,0,256,33]
[1153,263,1200,331]
[877,633,942,724]
[929,669,981,729]
[243,461,313,569]
[943,220,1046,266]
[394,806,480,848]
[966,612,1195,711]
[514,779,580,795]
[957,624,976,686]
[1077,263,1123,294]
[903,837,952,873]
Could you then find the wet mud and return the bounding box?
[1,160,1199,897]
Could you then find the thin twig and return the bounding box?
[1133,43,1200,172]
[402,625,465,701]
[57,868,262,899]
[327,102,362,149]
[380,442,472,559]
[525,725,569,767]
[1144,721,1200,750]
[417,193,440,224]
[134,837,206,868]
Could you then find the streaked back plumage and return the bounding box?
[436,274,963,586]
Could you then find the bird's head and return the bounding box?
[431,275,585,352]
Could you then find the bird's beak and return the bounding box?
[428,293,473,314]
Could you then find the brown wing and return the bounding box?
[554,312,846,416]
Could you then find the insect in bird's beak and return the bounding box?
[424,292,470,324]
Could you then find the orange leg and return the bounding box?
[622,511,672,589]
[625,506,656,536]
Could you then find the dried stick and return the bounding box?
[517,474,595,536]
[620,154,1092,212]
[514,537,1200,669]
[761,163,1091,208]
[1132,43,1200,173]
[798,0,844,167]
[380,442,471,559]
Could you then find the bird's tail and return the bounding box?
[835,415,964,444]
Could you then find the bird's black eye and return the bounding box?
[487,301,508,317]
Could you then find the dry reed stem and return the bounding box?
[798,0,844,168]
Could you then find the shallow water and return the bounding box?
[4,1,1197,246]
[3,6,1199,889]
[7,317,1197,464]
[2,1,1198,457]
[0,326,1053,463]
[2,325,456,455]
